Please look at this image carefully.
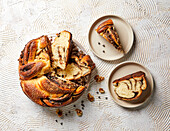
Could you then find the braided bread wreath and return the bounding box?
[18,31,95,107]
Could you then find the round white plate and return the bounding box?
[88,15,134,61]
[108,61,154,108]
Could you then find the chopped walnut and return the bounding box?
[56,109,63,117]
[75,109,83,117]
[99,88,105,94]
[87,93,94,102]
[94,75,104,82]
[94,75,99,80]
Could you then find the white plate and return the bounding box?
[108,61,154,108]
[88,15,134,61]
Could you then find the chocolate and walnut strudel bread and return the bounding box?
[113,71,147,101]
[18,31,95,107]
[96,19,124,53]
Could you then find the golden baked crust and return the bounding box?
[18,35,52,80]
[18,31,95,107]
[96,19,124,53]
[20,76,85,107]
[113,71,147,101]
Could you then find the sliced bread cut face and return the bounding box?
[55,43,95,81]
[56,55,93,81]
[52,31,72,70]
[96,19,124,53]
[113,71,147,101]
[56,63,91,81]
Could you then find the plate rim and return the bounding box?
[88,14,134,61]
[107,61,154,108]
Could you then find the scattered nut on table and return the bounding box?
[75,109,83,117]
[94,75,104,82]
[87,93,94,102]
[56,109,63,117]
[99,88,105,94]
[94,75,99,80]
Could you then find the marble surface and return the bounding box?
[0,0,169,130]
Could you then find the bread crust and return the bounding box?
[113,71,145,83]
[96,19,113,33]
[20,76,85,107]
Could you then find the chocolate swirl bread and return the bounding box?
[113,71,147,101]
[96,19,124,53]
[18,31,95,107]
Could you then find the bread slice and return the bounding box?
[113,71,147,101]
[52,31,72,70]
[96,19,124,53]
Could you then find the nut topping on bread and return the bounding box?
[96,19,124,53]
[18,31,95,107]
[113,71,147,101]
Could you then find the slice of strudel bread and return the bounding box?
[96,19,124,53]
[113,71,147,101]
[52,31,72,70]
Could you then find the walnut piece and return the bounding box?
[99,88,105,94]
[56,109,63,117]
[87,93,94,102]
[75,109,83,117]
[94,75,99,80]
[94,75,104,82]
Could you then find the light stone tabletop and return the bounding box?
[0,0,169,131]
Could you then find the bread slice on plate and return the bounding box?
[52,30,72,70]
[96,19,124,53]
[113,71,147,101]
